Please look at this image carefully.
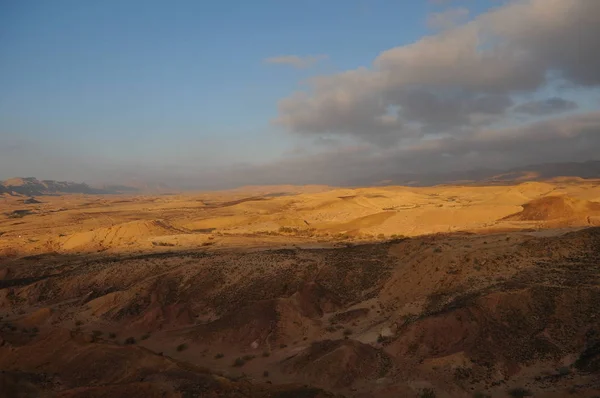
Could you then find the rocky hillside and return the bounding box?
[1,228,599,396]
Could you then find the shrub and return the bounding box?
[124,337,136,345]
[433,247,442,253]
[242,354,256,361]
[279,343,287,349]
[419,388,436,398]
[214,353,224,359]
[508,387,533,397]
[92,330,103,337]
[263,370,269,377]
[109,332,117,339]
[176,343,188,352]
[75,320,83,326]
[343,328,353,336]
[473,393,491,398]
[377,334,392,344]
[232,357,246,367]
[262,351,270,357]
[141,332,151,340]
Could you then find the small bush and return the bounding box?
[508,387,533,397]
[176,343,188,352]
[419,388,436,398]
[262,351,270,357]
[279,343,287,349]
[75,320,83,326]
[343,328,353,336]
[473,393,491,398]
[263,370,269,377]
[141,332,151,340]
[214,353,224,359]
[124,337,136,345]
[92,330,103,337]
[152,241,175,247]
[108,332,117,339]
[377,334,392,344]
[433,247,442,253]
[242,354,256,361]
[232,357,246,367]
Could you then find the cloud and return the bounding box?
[427,7,470,31]
[274,0,600,145]
[244,111,600,186]
[513,97,578,115]
[264,54,328,69]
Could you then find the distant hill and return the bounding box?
[352,160,600,187]
[3,160,600,195]
[0,177,138,196]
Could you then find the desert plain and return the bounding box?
[1,178,600,397]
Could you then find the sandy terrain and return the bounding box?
[1,180,600,397]
[2,180,600,258]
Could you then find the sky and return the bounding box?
[1,0,599,188]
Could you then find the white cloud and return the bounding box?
[274,0,600,147]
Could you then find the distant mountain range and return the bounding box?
[352,160,600,187]
[2,160,600,196]
[0,177,139,196]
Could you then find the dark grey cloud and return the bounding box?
[388,90,513,132]
[513,97,578,115]
[255,111,600,185]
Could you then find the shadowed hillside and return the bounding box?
[1,227,599,397]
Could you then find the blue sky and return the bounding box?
[1,0,598,187]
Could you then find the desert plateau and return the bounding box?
[1,178,600,397]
